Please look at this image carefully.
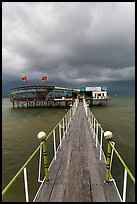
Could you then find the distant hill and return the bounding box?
[83,80,135,96]
[2,80,135,98]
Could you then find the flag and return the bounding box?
[22,76,27,81]
[42,76,47,80]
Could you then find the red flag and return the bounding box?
[22,76,27,81]
[42,76,47,80]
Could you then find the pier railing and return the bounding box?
[2,99,135,202]
[83,98,135,202]
[2,99,79,202]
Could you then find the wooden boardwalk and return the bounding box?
[35,102,121,202]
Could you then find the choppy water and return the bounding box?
[2,96,135,202]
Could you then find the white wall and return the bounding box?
[92,91,107,99]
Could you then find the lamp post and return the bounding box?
[37,131,49,181]
[104,131,113,183]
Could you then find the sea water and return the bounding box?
[2,96,135,201]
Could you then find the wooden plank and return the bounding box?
[91,183,107,202]
[98,162,121,202]
[79,114,92,202]
[35,181,55,202]
[71,130,80,150]
[55,140,72,184]
[103,181,121,202]
[84,112,107,202]
[79,147,92,202]
[49,184,66,202]
[35,149,64,202]
[35,102,121,202]
[63,150,80,202]
[84,109,121,202]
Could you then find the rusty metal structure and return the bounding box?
[10,85,80,108]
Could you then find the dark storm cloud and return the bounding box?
[2,2,135,85]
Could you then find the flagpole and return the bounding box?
[26,79,28,107]
[42,76,48,99]
[46,78,48,97]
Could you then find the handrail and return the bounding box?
[84,99,135,202]
[3,99,134,202]
[2,99,79,200]
[109,141,135,183]
[2,141,44,196]
[86,104,135,182]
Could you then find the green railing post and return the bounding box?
[37,131,49,181]
[104,131,113,183]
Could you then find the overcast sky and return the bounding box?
[2,2,135,87]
